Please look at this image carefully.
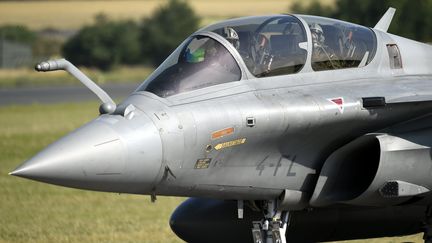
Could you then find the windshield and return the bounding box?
[203,15,307,77]
[301,15,377,71]
[138,35,241,98]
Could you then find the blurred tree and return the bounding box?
[63,0,201,70]
[389,0,432,41]
[291,0,334,17]
[0,25,36,44]
[63,13,141,70]
[332,0,387,27]
[290,0,432,42]
[140,0,200,65]
[32,38,63,59]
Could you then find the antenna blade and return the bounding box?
[374,7,396,32]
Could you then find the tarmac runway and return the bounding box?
[0,83,139,106]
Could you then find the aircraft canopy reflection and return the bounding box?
[138,15,378,98]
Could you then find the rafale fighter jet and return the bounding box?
[9,7,432,243]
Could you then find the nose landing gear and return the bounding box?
[251,200,289,243]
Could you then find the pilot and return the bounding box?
[223,27,271,76]
[338,28,358,67]
[310,23,339,70]
[310,23,326,48]
[222,27,255,71]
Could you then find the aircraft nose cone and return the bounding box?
[10,113,163,194]
[10,121,125,183]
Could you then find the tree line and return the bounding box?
[1,0,431,70]
[0,0,199,70]
[63,0,199,70]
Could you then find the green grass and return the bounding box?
[0,66,153,88]
[0,102,184,243]
[0,102,424,242]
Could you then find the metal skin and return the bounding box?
[170,198,425,242]
[9,9,432,242]
[11,107,162,194]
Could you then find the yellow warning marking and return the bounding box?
[194,158,212,169]
[211,127,235,140]
[214,138,246,150]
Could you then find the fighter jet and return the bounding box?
[9,7,432,243]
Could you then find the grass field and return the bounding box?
[0,101,426,242]
[0,66,153,88]
[0,102,185,243]
[0,0,335,30]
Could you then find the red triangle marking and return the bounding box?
[329,97,344,113]
[331,98,343,106]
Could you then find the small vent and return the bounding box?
[246,117,256,127]
[379,181,399,197]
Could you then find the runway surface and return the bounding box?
[0,83,139,106]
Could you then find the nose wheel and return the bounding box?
[251,200,289,243]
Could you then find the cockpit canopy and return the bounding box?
[138,14,377,98]
[301,15,377,71]
[204,15,308,77]
[139,36,241,98]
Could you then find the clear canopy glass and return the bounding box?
[203,15,308,77]
[138,15,379,98]
[137,35,241,98]
[300,15,377,71]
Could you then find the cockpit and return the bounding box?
[141,35,241,98]
[138,15,377,98]
[301,15,377,71]
[206,15,308,78]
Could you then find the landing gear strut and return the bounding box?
[251,200,289,243]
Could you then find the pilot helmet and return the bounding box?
[223,27,240,50]
[309,23,325,44]
[185,47,205,63]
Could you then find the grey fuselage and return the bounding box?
[129,27,432,203]
[12,14,432,210]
